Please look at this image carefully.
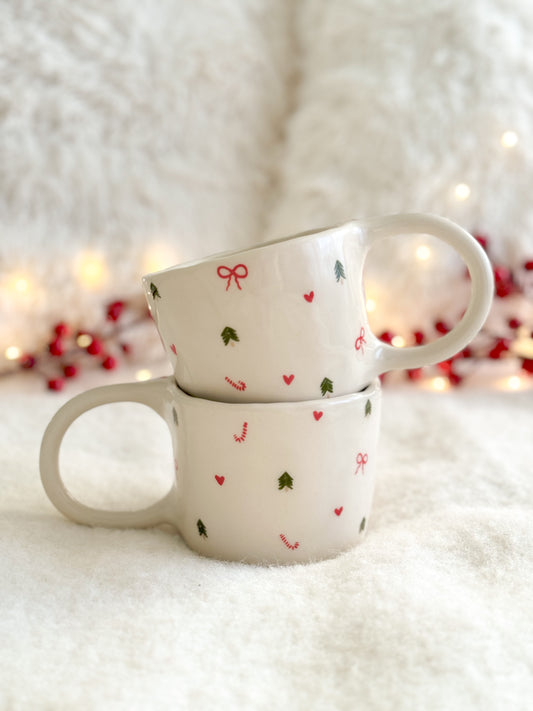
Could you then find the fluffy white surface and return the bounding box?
[1,375,532,710]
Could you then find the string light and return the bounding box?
[14,277,30,293]
[454,183,471,201]
[431,376,449,392]
[4,346,21,361]
[135,369,152,381]
[507,375,523,390]
[76,252,108,289]
[76,334,92,348]
[391,335,406,348]
[415,245,431,261]
[501,131,518,148]
[366,298,377,313]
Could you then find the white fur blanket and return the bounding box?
[1,373,532,710]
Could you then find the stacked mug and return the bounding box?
[40,214,494,564]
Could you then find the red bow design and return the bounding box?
[217,264,249,290]
[355,327,366,354]
[355,452,368,475]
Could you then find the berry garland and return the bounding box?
[378,235,533,386]
[2,297,154,391]
[2,235,532,391]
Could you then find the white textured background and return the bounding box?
[0,0,293,351]
[267,0,533,334]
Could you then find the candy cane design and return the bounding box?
[233,422,248,443]
[355,327,366,355]
[280,534,300,550]
[225,376,247,391]
[355,452,368,475]
[217,264,249,290]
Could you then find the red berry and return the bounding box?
[63,364,78,378]
[508,317,522,329]
[106,301,125,322]
[20,354,36,369]
[102,355,117,370]
[87,338,103,356]
[488,339,510,359]
[524,260,533,271]
[407,368,423,381]
[449,372,463,386]
[120,343,132,354]
[48,338,64,357]
[522,358,533,374]
[54,322,70,338]
[461,347,473,359]
[437,360,453,374]
[435,321,450,335]
[493,266,514,298]
[379,331,394,344]
[474,235,489,250]
[47,378,65,391]
[413,331,425,345]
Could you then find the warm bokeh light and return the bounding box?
[431,376,449,391]
[391,335,406,348]
[143,244,179,274]
[135,369,152,381]
[14,277,30,293]
[454,183,471,201]
[366,298,377,313]
[501,131,518,148]
[507,375,523,390]
[415,245,431,261]
[76,252,108,289]
[4,346,21,361]
[76,334,93,348]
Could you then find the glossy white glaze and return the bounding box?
[40,377,381,564]
[143,213,494,402]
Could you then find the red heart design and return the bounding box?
[170,344,177,355]
[334,507,343,516]
[313,410,323,421]
[303,291,314,303]
[283,374,295,385]
[215,475,225,486]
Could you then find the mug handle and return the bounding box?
[362,213,494,372]
[39,376,178,529]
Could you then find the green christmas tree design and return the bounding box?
[359,517,366,533]
[278,472,294,490]
[334,260,346,282]
[320,377,334,397]
[221,326,240,346]
[150,282,161,299]
[365,399,372,417]
[197,519,208,538]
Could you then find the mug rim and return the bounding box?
[171,376,381,409]
[143,219,350,280]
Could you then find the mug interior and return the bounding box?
[143,219,349,279]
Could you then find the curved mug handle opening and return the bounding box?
[361,213,494,373]
[39,377,179,529]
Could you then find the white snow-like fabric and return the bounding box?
[0,0,292,351]
[1,374,532,710]
[267,0,533,335]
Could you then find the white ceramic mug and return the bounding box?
[39,377,381,564]
[143,213,493,402]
